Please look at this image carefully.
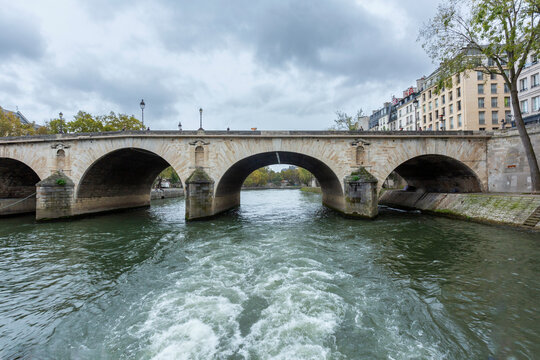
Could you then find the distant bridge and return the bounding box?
[0,127,537,220]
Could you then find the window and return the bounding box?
[478,98,485,108]
[429,113,433,121]
[423,104,426,113]
[457,100,462,111]
[456,74,461,84]
[449,104,454,114]
[491,84,497,94]
[519,78,528,91]
[435,110,439,119]
[442,95,445,104]
[423,93,426,101]
[504,97,510,107]
[458,114,462,127]
[505,110,511,122]
[491,97,498,107]
[449,91,453,101]
[478,84,484,94]
[435,99,439,108]
[492,111,499,125]
[488,58,495,66]
[399,109,402,117]
[477,71,484,80]
[428,90,432,99]
[504,83,510,93]
[532,73,539,88]
[429,102,432,111]
[457,87,461,97]
[423,115,426,124]
[521,100,528,113]
[449,116,454,129]
[532,96,540,112]
[479,111,486,124]
[490,73,497,80]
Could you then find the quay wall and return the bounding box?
[151,188,184,200]
[380,190,540,229]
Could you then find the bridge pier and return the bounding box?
[36,171,75,220]
[185,168,215,220]
[341,168,378,219]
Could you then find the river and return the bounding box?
[0,189,539,359]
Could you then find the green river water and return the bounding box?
[0,189,539,359]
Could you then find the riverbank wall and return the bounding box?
[151,188,184,200]
[241,186,302,190]
[380,190,540,229]
[300,187,322,194]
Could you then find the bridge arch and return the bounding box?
[74,147,180,215]
[0,157,41,215]
[382,154,483,193]
[213,151,345,215]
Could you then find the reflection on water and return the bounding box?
[0,189,538,359]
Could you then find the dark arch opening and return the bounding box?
[77,148,172,199]
[214,151,343,214]
[0,158,40,215]
[390,154,482,193]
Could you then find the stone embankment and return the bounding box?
[151,188,184,200]
[242,186,302,190]
[380,190,540,229]
[300,187,322,194]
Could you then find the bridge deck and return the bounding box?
[0,130,492,144]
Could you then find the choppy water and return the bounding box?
[0,189,539,359]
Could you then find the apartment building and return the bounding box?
[516,53,540,124]
[369,102,392,130]
[395,86,421,131]
[419,67,511,131]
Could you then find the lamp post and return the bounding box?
[199,108,203,130]
[59,112,64,134]
[140,99,145,126]
[178,122,182,131]
[413,98,419,131]
[439,114,445,131]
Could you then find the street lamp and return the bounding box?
[59,112,64,133]
[439,114,445,131]
[199,108,203,130]
[413,98,419,131]
[178,121,182,131]
[140,99,145,126]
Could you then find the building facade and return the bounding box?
[419,67,511,131]
[369,102,392,130]
[395,87,421,131]
[516,53,540,125]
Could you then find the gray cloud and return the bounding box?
[0,0,441,130]
[0,11,45,60]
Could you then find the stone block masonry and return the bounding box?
[380,190,540,229]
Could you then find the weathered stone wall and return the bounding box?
[0,198,36,216]
[151,188,184,200]
[380,190,540,229]
[487,124,540,193]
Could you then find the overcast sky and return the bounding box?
[0,0,440,130]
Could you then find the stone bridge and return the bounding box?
[0,127,537,220]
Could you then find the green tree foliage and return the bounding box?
[331,109,365,130]
[419,0,540,192]
[0,109,37,137]
[243,166,314,187]
[154,166,182,188]
[46,111,144,134]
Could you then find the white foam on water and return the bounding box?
[237,262,347,359]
